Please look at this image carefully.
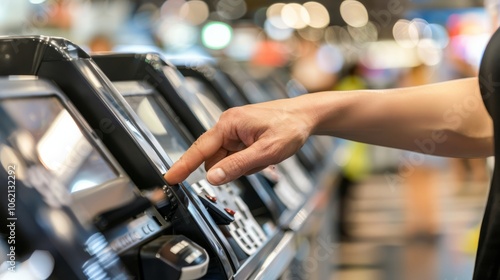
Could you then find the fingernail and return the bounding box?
[207,168,226,185]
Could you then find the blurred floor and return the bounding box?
[333,172,488,280]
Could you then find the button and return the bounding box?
[132,231,143,241]
[224,208,236,216]
[205,194,217,203]
[171,241,188,254]
[147,223,156,232]
[185,250,202,264]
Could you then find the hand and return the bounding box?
[164,98,314,185]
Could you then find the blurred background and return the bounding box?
[0,0,494,279]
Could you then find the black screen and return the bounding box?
[0,97,118,193]
[124,94,206,181]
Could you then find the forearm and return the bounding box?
[301,77,493,158]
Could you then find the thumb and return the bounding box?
[206,141,274,185]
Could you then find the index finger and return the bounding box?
[164,128,223,185]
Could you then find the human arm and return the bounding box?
[164,77,493,185]
[312,77,492,157]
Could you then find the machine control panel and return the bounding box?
[106,212,163,254]
[0,77,202,279]
[110,80,271,256]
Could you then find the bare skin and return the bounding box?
[164,77,493,186]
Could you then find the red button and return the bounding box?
[224,208,236,216]
[205,194,217,203]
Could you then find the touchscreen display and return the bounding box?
[124,95,189,162]
[0,97,118,193]
[183,77,226,123]
[162,67,215,130]
[124,94,206,180]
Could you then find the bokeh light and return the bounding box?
[225,27,262,60]
[267,3,289,29]
[325,26,352,47]
[202,21,233,50]
[217,0,247,20]
[264,17,294,41]
[281,3,310,29]
[316,44,344,73]
[348,22,378,44]
[29,0,46,4]
[408,18,431,45]
[427,23,449,49]
[161,0,185,16]
[361,41,420,69]
[298,27,325,42]
[158,18,198,49]
[393,19,414,48]
[303,2,330,28]
[179,0,209,25]
[267,3,285,19]
[417,38,443,66]
[340,0,368,28]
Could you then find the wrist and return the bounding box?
[300,91,349,135]
[289,94,319,137]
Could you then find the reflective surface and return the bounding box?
[0,97,118,193]
[125,95,189,163]
[162,67,215,130]
[124,94,206,182]
[0,83,131,279]
[184,76,226,122]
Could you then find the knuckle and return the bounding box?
[178,157,194,175]
[227,154,248,175]
[254,140,279,163]
[267,145,284,161]
[192,132,206,147]
[221,107,241,121]
[191,139,205,156]
[217,108,246,138]
[192,131,213,156]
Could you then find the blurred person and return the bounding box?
[331,64,371,240]
[446,19,490,194]
[451,157,489,194]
